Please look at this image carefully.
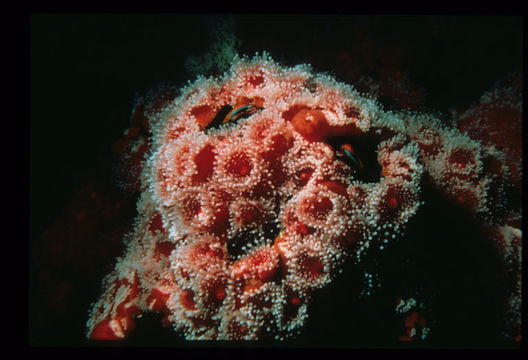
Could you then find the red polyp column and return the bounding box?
[90,318,123,340]
[291,109,330,142]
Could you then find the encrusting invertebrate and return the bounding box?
[86,53,521,341]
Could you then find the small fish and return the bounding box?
[222,104,257,124]
[341,143,364,170]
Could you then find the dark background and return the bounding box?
[29,14,523,348]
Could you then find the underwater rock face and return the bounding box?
[86,54,521,341]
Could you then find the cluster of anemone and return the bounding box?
[87,53,521,341]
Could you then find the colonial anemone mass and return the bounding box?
[86,53,521,341]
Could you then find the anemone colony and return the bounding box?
[86,54,521,341]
